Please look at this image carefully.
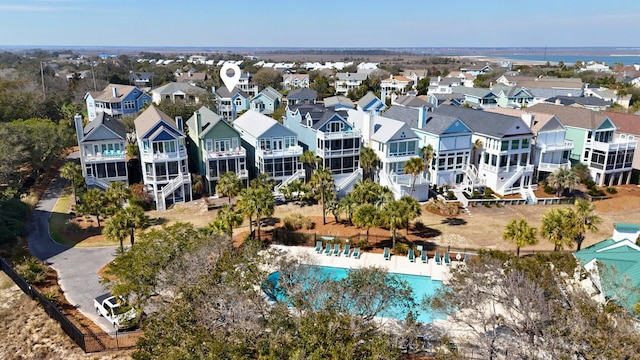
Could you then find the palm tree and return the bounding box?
[105,181,130,209]
[421,144,435,181]
[216,172,243,204]
[236,188,258,237]
[472,139,484,166]
[541,208,576,251]
[59,161,82,205]
[339,194,358,226]
[571,162,590,184]
[572,199,602,251]
[353,204,379,244]
[237,186,274,241]
[300,150,318,182]
[547,167,580,197]
[103,214,129,250]
[399,196,421,235]
[326,198,341,223]
[404,157,426,196]
[103,205,150,248]
[502,218,538,257]
[308,167,335,225]
[380,200,406,249]
[359,147,380,181]
[79,189,107,227]
[191,174,205,198]
[215,205,243,237]
[250,173,275,191]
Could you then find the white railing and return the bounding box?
[335,169,362,192]
[520,186,537,205]
[141,148,188,161]
[537,140,573,151]
[537,160,571,172]
[452,187,469,208]
[319,129,361,141]
[273,169,305,194]
[258,146,303,158]
[499,165,534,194]
[204,147,246,159]
[388,173,430,186]
[317,148,359,158]
[84,152,126,161]
[161,174,190,200]
[590,139,637,152]
[85,175,111,190]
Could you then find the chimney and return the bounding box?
[418,107,427,128]
[175,116,184,133]
[362,112,373,146]
[112,86,118,98]
[74,114,84,143]
[195,111,202,135]
[521,112,534,128]
[555,98,561,105]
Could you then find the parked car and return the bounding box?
[94,293,139,331]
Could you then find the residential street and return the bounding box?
[26,153,118,333]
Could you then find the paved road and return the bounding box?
[27,155,119,333]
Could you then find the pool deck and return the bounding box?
[271,245,454,282]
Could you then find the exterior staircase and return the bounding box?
[157,174,190,211]
[273,169,305,196]
[335,169,362,197]
[452,187,472,217]
[461,164,485,193]
[520,186,537,205]
[85,175,111,191]
[498,165,533,195]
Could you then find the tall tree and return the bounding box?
[421,144,435,181]
[547,167,580,197]
[252,68,282,90]
[105,181,131,209]
[299,150,317,183]
[338,194,358,226]
[59,161,82,205]
[78,189,107,227]
[211,205,243,238]
[103,213,129,250]
[380,200,406,249]
[502,218,538,257]
[216,171,243,204]
[308,167,335,225]
[359,147,380,181]
[399,196,421,236]
[403,157,426,196]
[572,199,602,251]
[540,208,576,251]
[352,204,379,244]
[237,185,274,241]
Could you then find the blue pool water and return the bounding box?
[267,265,444,323]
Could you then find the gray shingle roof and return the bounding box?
[544,96,612,107]
[82,112,126,140]
[370,116,418,143]
[324,96,354,109]
[393,95,431,108]
[233,110,295,138]
[527,103,608,130]
[215,86,249,99]
[384,106,463,135]
[434,105,533,138]
[134,105,181,139]
[153,82,206,95]
[336,72,368,81]
[357,92,382,109]
[287,88,317,101]
[186,106,223,139]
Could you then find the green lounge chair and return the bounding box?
[324,243,332,256]
[352,247,360,259]
[435,251,441,265]
[333,243,341,256]
[315,241,323,253]
[343,244,351,257]
[444,252,451,266]
[421,250,427,263]
[383,247,391,261]
[408,249,415,263]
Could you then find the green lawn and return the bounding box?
[48,187,117,248]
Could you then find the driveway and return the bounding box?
[27,155,119,333]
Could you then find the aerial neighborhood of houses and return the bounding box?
[73,55,640,216]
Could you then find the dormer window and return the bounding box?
[329,122,343,133]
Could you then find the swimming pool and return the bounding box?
[266,265,444,323]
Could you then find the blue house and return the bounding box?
[250,86,283,115]
[85,84,152,122]
[357,91,386,115]
[214,87,251,122]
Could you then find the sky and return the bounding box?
[1,0,640,48]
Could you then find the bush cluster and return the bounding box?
[281,213,313,231]
[425,198,459,216]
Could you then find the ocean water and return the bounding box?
[487,54,640,66]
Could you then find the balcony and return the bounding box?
[83,150,125,162]
[590,139,637,152]
[203,147,246,160]
[537,140,573,152]
[140,147,188,162]
[387,173,430,186]
[257,145,303,159]
[102,108,123,116]
[317,148,359,158]
[318,129,361,141]
[537,160,571,172]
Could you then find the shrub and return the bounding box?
[355,239,372,251]
[472,190,481,199]
[606,186,618,194]
[15,256,46,284]
[483,203,492,208]
[544,185,555,195]
[425,198,459,216]
[41,288,61,306]
[446,190,457,200]
[588,186,605,197]
[64,220,81,233]
[584,179,596,189]
[281,213,313,231]
[393,242,409,256]
[483,188,494,199]
[413,220,426,231]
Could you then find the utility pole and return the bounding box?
[40,61,46,96]
[91,59,97,91]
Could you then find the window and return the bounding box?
[522,138,529,148]
[511,139,519,150]
[501,141,508,151]
[205,139,213,152]
[215,139,231,152]
[260,139,270,151]
[235,97,243,106]
[284,136,296,149]
[168,161,178,175]
[124,100,135,110]
[329,122,343,133]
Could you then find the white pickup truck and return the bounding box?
[94,293,138,331]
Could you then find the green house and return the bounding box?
[186,106,248,194]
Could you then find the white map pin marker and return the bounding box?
[220,63,241,92]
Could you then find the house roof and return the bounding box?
[603,111,640,135]
[527,87,584,99]
[357,92,383,109]
[288,103,327,123]
[233,110,293,138]
[287,88,317,101]
[457,87,496,99]
[176,72,207,82]
[128,71,154,81]
[186,106,223,139]
[312,110,349,130]
[91,84,140,102]
[485,107,559,133]
[393,95,430,108]
[527,103,608,130]
[336,72,368,81]
[215,86,249,99]
[370,116,418,143]
[257,86,283,101]
[81,112,126,140]
[434,105,533,138]
[381,75,411,83]
[152,82,206,95]
[517,77,584,90]
[544,96,612,107]
[324,96,354,109]
[134,104,179,139]
[383,105,463,135]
